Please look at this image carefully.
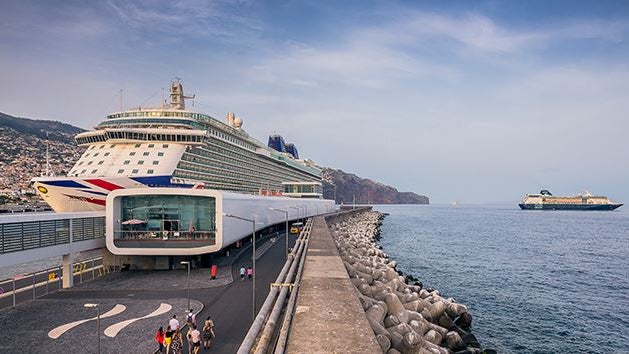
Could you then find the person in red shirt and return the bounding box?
[154,326,165,354]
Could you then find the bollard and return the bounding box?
[211,265,218,280]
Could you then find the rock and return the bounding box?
[424,329,442,345]
[438,313,454,329]
[384,315,401,328]
[376,334,391,352]
[445,303,468,318]
[455,312,473,330]
[445,331,466,351]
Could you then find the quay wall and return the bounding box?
[287,208,381,353]
[288,207,487,353]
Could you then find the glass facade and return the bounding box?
[118,195,215,241]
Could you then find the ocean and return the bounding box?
[374,204,629,354]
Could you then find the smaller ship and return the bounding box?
[518,190,623,210]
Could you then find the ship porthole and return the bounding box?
[37,186,48,194]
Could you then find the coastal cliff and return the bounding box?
[322,168,429,205]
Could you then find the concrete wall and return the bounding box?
[287,210,381,353]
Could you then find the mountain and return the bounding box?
[0,112,429,204]
[321,168,429,205]
[0,112,85,192]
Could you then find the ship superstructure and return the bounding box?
[32,80,322,212]
[518,190,623,210]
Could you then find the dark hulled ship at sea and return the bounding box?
[518,190,623,210]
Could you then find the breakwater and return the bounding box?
[330,210,490,353]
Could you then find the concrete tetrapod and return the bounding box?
[327,210,490,354]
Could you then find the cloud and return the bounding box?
[105,0,263,43]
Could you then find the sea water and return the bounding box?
[374,204,629,354]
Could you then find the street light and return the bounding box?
[268,207,289,262]
[180,261,191,313]
[223,213,257,321]
[84,303,100,354]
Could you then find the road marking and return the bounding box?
[48,304,126,339]
[104,303,172,338]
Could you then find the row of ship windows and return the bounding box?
[188,148,301,185]
[106,111,211,120]
[208,129,255,151]
[84,151,165,159]
[209,137,317,179]
[173,169,268,191]
[200,143,315,183]
[89,143,170,150]
[181,151,305,187]
[77,132,201,144]
[75,159,161,167]
[73,169,156,175]
[177,161,283,187]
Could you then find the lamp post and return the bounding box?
[223,213,257,320]
[269,207,289,262]
[180,261,191,312]
[84,303,100,354]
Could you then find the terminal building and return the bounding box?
[105,187,334,268]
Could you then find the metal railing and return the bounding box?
[113,230,216,241]
[0,256,107,309]
[237,218,314,354]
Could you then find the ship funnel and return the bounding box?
[226,112,235,127]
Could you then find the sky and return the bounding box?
[1,0,629,204]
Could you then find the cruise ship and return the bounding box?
[31,79,324,213]
[518,190,623,210]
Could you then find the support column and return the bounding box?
[62,253,74,289]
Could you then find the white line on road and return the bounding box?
[104,303,172,338]
[48,304,127,339]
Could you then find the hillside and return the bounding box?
[321,168,429,205]
[0,112,429,204]
[0,112,85,192]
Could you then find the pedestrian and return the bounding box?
[246,266,253,280]
[202,316,215,350]
[186,325,193,354]
[154,326,165,354]
[186,309,196,327]
[239,265,246,281]
[164,325,173,354]
[169,314,180,332]
[171,329,184,354]
[190,324,201,354]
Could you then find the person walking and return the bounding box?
[169,314,180,332]
[202,316,215,350]
[154,326,165,354]
[239,265,246,281]
[189,324,201,354]
[246,266,253,280]
[186,325,193,354]
[186,309,196,328]
[171,329,184,354]
[164,325,174,354]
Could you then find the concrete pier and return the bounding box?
[288,213,381,353]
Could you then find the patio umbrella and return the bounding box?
[122,219,146,225]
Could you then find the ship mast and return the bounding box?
[170,78,195,110]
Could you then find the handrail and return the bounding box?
[236,218,313,354]
[273,220,313,353]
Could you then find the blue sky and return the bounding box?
[2,0,629,204]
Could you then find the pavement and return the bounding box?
[0,232,296,354]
